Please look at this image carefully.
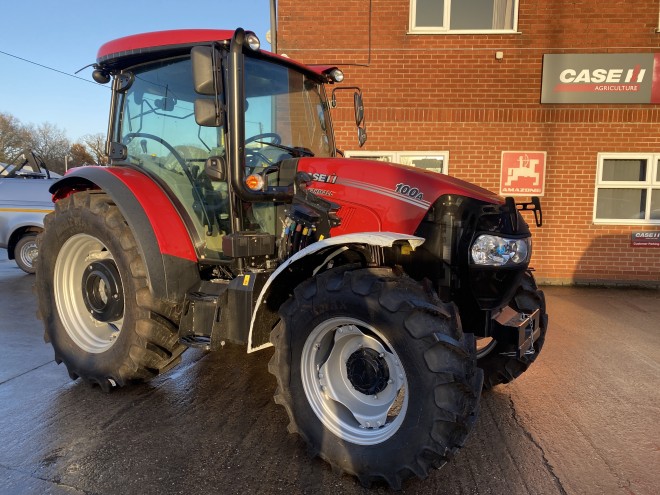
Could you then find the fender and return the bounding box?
[49,166,200,304]
[247,232,425,352]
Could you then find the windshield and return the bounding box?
[244,56,334,162]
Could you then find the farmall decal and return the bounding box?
[541,54,660,104]
[500,152,546,196]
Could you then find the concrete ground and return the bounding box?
[1,248,658,495]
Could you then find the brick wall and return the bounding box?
[277,0,660,285]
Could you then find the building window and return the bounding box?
[594,153,660,224]
[409,0,518,34]
[345,151,449,174]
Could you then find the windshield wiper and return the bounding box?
[254,141,314,158]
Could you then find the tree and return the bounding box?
[81,133,107,165]
[0,112,34,164]
[30,122,71,175]
[69,143,95,167]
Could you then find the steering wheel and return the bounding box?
[124,132,189,170]
[245,132,282,146]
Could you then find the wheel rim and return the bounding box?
[301,317,408,445]
[19,239,38,269]
[476,337,497,358]
[54,234,124,353]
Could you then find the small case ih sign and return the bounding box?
[500,151,547,196]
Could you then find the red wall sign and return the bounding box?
[500,151,546,196]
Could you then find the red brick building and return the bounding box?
[276,0,660,285]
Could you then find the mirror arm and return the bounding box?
[330,86,362,108]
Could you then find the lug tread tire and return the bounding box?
[269,267,482,489]
[36,191,185,391]
[479,271,548,389]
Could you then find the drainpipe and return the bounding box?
[270,0,277,53]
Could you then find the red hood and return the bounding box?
[297,157,502,236]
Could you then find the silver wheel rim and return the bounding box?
[301,317,408,445]
[19,239,38,269]
[54,234,124,353]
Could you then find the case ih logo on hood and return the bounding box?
[541,53,660,104]
[311,173,338,184]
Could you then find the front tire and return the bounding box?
[477,271,548,389]
[269,267,482,488]
[36,191,186,391]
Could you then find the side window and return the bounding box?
[119,57,229,260]
[594,153,660,224]
[410,0,518,33]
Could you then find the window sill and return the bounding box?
[407,29,522,35]
[593,219,660,226]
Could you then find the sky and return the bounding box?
[0,0,272,142]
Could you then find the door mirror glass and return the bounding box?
[194,98,223,127]
[354,92,364,126]
[357,127,367,147]
[191,46,223,95]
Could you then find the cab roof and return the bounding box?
[96,28,333,78]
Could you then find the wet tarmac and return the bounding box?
[1,248,659,494]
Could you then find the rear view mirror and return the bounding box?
[354,92,367,146]
[192,45,224,127]
[194,99,223,127]
[354,92,364,126]
[155,96,177,111]
[205,155,227,181]
[191,46,223,95]
[330,86,368,147]
[357,127,367,147]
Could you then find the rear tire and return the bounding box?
[477,271,548,389]
[269,266,482,489]
[15,233,39,274]
[36,191,186,391]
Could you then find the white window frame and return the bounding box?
[593,152,660,225]
[345,150,450,175]
[409,0,519,34]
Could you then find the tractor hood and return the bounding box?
[295,157,503,236]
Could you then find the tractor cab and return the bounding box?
[99,29,349,262]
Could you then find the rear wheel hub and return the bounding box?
[82,260,124,322]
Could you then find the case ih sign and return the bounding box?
[500,151,546,196]
[631,231,660,247]
[541,53,660,104]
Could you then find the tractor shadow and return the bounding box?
[32,345,560,494]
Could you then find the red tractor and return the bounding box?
[36,28,547,488]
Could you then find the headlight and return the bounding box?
[329,68,344,82]
[245,32,261,51]
[471,234,530,266]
